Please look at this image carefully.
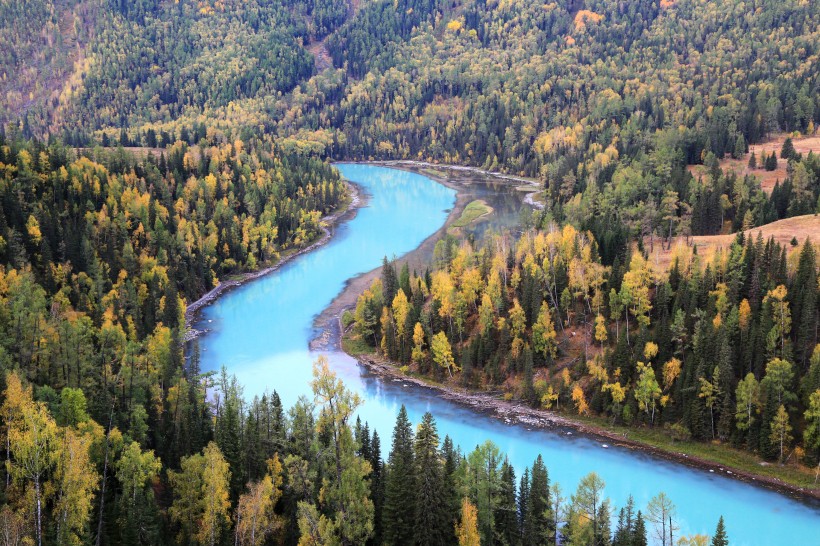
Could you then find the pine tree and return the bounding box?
[711,516,728,546]
[414,412,449,546]
[383,406,416,545]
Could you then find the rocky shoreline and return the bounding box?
[352,351,820,505]
[183,181,362,342]
[374,159,545,209]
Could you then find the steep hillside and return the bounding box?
[0,0,100,126]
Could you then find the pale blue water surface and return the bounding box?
[195,164,820,545]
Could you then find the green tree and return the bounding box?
[414,412,449,545]
[646,492,678,546]
[735,373,760,433]
[567,472,610,546]
[310,357,374,545]
[495,459,518,546]
[169,442,231,546]
[781,137,796,160]
[769,405,792,463]
[115,442,161,545]
[804,390,820,462]
[635,362,662,425]
[383,406,416,545]
[465,441,502,545]
[523,455,553,544]
[711,516,728,546]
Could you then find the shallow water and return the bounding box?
[195,164,820,545]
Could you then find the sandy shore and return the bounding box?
[183,181,362,342]
[311,161,520,339]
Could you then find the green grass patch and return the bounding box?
[577,415,819,490]
[422,168,449,179]
[452,200,492,228]
[341,333,376,357]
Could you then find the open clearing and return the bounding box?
[648,214,820,272]
[687,133,820,194]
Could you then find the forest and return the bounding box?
[0,0,819,543]
[0,134,348,543]
[352,210,820,462]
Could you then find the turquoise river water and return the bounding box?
[194,164,820,545]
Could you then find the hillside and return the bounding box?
[688,133,820,194]
[2,0,817,250]
[648,214,820,271]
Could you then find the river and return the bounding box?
[193,164,820,545]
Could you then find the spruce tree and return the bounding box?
[765,151,778,171]
[523,455,552,544]
[495,459,519,546]
[711,516,729,546]
[370,431,385,545]
[400,262,412,298]
[793,240,817,367]
[633,511,649,546]
[518,468,530,537]
[781,137,795,160]
[214,369,245,501]
[382,257,399,304]
[414,412,449,546]
[612,496,636,546]
[383,406,416,545]
[442,435,460,544]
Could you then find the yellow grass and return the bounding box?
[687,133,820,195]
[648,215,820,274]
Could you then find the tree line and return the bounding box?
[0,358,730,545]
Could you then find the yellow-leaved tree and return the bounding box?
[235,455,284,546]
[169,441,231,546]
[456,497,481,546]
